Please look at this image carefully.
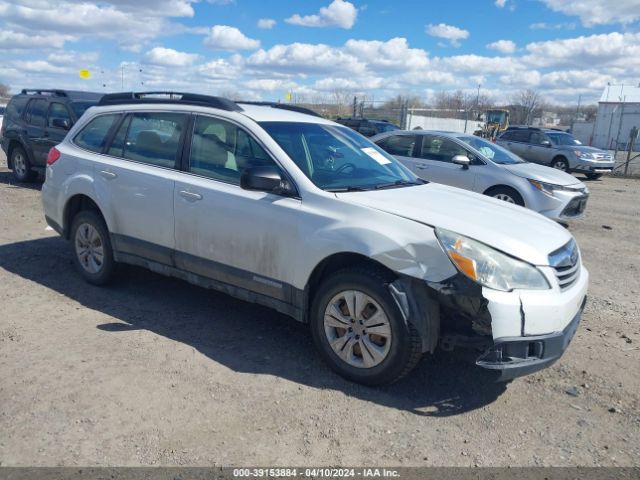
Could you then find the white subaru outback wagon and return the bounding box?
[42,92,588,385]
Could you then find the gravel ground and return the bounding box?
[0,152,638,467]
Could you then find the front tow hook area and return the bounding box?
[476,296,586,381]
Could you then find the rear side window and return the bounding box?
[74,114,120,153]
[6,96,29,119]
[25,99,47,127]
[376,135,416,156]
[503,130,529,142]
[120,112,186,168]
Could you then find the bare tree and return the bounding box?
[0,83,10,98]
[509,89,544,125]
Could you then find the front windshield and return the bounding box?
[547,132,582,146]
[458,135,525,165]
[260,122,420,191]
[486,111,506,124]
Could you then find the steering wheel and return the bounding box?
[335,162,356,174]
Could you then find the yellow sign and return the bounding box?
[79,69,91,79]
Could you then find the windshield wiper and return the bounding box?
[325,186,372,192]
[373,180,425,190]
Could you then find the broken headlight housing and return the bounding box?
[435,228,550,292]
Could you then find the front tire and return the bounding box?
[310,268,422,386]
[486,186,525,206]
[551,157,569,172]
[70,210,116,285]
[11,146,37,182]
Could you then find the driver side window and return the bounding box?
[189,115,277,184]
[419,135,468,163]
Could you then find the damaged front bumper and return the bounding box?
[476,296,586,381]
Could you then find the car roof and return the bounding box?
[16,90,103,101]
[83,101,338,125]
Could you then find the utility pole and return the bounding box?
[352,96,357,118]
[121,65,124,90]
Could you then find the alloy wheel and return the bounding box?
[74,223,105,274]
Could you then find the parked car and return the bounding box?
[372,130,589,222]
[42,91,588,385]
[496,127,614,180]
[335,117,400,137]
[1,89,103,181]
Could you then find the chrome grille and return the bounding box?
[549,240,581,291]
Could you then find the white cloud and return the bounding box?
[243,78,297,91]
[495,0,507,7]
[540,0,640,26]
[0,30,70,49]
[246,42,365,75]
[426,23,469,47]
[257,18,276,29]
[487,39,516,54]
[344,38,430,70]
[529,22,576,30]
[203,25,260,51]
[523,31,640,69]
[144,47,200,67]
[0,0,195,50]
[285,0,358,29]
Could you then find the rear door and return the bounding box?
[89,111,187,263]
[173,114,302,300]
[23,98,49,165]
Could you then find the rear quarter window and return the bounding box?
[5,96,29,119]
[74,114,120,153]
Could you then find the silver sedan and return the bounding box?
[371,130,589,222]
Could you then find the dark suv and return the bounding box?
[335,117,400,137]
[1,89,103,181]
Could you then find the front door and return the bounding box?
[412,134,476,190]
[44,102,73,154]
[173,114,302,302]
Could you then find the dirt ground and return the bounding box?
[0,151,638,467]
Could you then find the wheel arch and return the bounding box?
[62,193,108,240]
[303,252,397,321]
[6,139,32,169]
[483,184,526,206]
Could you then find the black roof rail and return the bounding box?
[98,91,243,111]
[20,89,68,97]
[237,101,321,118]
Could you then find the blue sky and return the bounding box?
[1,0,639,105]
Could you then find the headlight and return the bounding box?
[435,228,550,291]
[529,179,582,196]
[575,150,594,159]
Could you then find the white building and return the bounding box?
[590,85,640,150]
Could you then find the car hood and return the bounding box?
[502,162,583,186]
[571,145,608,154]
[336,183,573,266]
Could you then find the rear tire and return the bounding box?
[486,186,525,206]
[70,210,117,285]
[551,157,569,172]
[585,173,602,180]
[310,268,422,386]
[10,145,37,182]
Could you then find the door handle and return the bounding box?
[179,190,203,202]
[415,164,429,170]
[99,170,117,180]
